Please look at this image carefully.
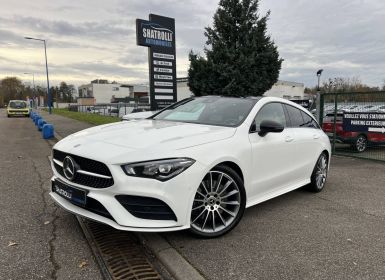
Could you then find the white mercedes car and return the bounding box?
[50,96,331,237]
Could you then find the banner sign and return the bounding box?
[136,14,177,111]
[343,112,385,133]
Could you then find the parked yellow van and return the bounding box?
[7,100,31,117]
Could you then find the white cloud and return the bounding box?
[1,0,385,88]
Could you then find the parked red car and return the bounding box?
[322,113,385,152]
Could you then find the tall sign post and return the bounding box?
[136,14,177,111]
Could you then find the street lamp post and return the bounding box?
[24,37,51,114]
[24,72,36,108]
[316,69,323,91]
[315,69,324,125]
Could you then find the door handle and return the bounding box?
[285,136,294,142]
[313,134,320,139]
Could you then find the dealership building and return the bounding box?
[78,79,149,104]
[77,78,304,105]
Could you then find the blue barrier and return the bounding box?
[42,124,54,139]
[30,112,35,119]
[37,119,47,131]
[34,116,42,126]
[32,114,39,123]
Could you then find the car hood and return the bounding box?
[54,119,236,162]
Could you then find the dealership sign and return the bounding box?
[343,112,385,133]
[136,14,177,110]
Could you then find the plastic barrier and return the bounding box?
[34,115,42,126]
[42,124,54,139]
[37,119,47,131]
[32,114,38,122]
[30,112,35,119]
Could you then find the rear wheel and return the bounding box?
[354,135,367,152]
[189,165,245,238]
[308,153,328,192]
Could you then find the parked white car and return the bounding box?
[50,96,331,237]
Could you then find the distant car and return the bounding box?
[50,96,330,237]
[121,110,157,121]
[322,113,385,152]
[7,100,30,117]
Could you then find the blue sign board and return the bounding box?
[343,112,385,133]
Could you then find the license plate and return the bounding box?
[52,180,87,206]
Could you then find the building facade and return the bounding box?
[78,80,150,104]
[175,78,305,100]
[264,80,305,100]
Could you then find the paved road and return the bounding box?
[0,110,102,280]
[6,109,385,280]
[164,156,385,280]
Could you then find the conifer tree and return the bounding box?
[188,0,283,96]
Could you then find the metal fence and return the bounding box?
[68,103,151,118]
[319,91,385,162]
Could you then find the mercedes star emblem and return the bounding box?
[63,156,77,181]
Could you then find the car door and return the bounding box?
[248,102,298,200]
[284,104,321,180]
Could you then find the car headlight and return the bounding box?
[121,158,195,181]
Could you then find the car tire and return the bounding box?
[354,134,367,152]
[7,114,10,118]
[308,152,328,193]
[189,165,246,238]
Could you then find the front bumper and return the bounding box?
[7,110,30,116]
[50,159,207,232]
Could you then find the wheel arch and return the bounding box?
[214,161,244,184]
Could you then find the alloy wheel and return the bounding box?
[191,170,241,234]
[356,136,367,152]
[315,154,328,189]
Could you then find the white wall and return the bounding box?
[91,84,132,104]
[264,81,305,99]
[177,80,194,101]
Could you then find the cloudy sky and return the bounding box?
[1,0,385,88]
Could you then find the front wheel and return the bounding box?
[308,153,328,192]
[354,135,367,152]
[189,165,246,238]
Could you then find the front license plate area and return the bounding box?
[52,180,87,206]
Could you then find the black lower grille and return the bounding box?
[53,149,114,188]
[116,195,177,221]
[84,197,114,221]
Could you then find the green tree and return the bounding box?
[188,0,283,96]
[0,77,24,105]
[59,81,75,103]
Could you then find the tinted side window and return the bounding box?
[254,103,287,131]
[300,111,320,129]
[285,105,304,127]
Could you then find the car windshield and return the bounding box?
[153,97,258,127]
[9,101,27,109]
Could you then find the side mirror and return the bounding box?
[258,120,284,137]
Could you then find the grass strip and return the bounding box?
[50,108,120,125]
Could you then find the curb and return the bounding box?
[136,233,205,280]
[47,114,206,280]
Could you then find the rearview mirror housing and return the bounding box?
[258,120,284,137]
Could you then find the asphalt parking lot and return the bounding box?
[164,155,385,279]
[0,110,102,279]
[1,109,385,279]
